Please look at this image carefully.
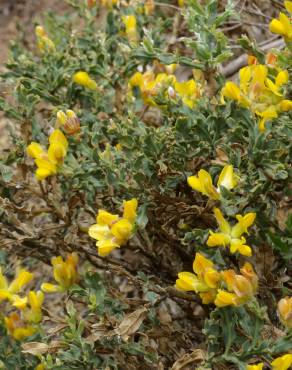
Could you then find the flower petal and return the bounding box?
[214,290,237,307]
[111,219,133,242]
[123,198,138,223]
[96,210,119,226]
[88,224,111,241]
[214,208,231,234]
[217,164,238,191]
[97,239,120,256]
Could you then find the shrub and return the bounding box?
[0,0,291,369]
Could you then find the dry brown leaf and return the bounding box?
[85,323,108,344]
[47,323,68,336]
[21,342,49,356]
[114,307,148,341]
[22,341,65,355]
[171,349,206,370]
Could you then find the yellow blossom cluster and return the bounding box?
[207,208,256,257]
[1,253,78,341]
[247,353,292,370]
[41,253,79,293]
[175,253,258,307]
[178,163,257,305]
[216,262,258,307]
[129,69,200,108]
[88,199,138,256]
[27,129,68,181]
[176,253,221,304]
[222,64,292,131]
[35,26,55,53]
[187,164,238,200]
[0,268,44,340]
[269,1,292,41]
[187,165,256,256]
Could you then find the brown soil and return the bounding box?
[0,1,70,151]
[0,0,69,65]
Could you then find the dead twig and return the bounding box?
[221,38,285,77]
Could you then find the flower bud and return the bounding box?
[57,110,80,135]
[278,296,292,329]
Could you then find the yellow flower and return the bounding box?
[178,0,184,6]
[122,15,138,43]
[88,199,138,257]
[220,265,257,306]
[222,81,241,101]
[48,129,68,163]
[41,253,78,293]
[35,26,55,53]
[12,295,28,310]
[222,64,292,131]
[123,198,138,223]
[56,110,80,135]
[271,354,292,370]
[8,270,34,295]
[27,129,68,180]
[26,142,46,159]
[174,80,199,108]
[96,210,119,226]
[281,100,292,111]
[5,312,36,341]
[269,4,292,41]
[207,208,256,256]
[277,296,292,329]
[144,0,155,15]
[246,363,264,370]
[115,143,122,151]
[35,364,46,370]
[129,72,144,88]
[176,272,208,292]
[101,0,118,7]
[214,289,238,307]
[128,69,180,106]
[215,264,257,307]
[165,63,177,74]
[285,1,292,13]
[175,253,221,304]
[187,164,238,200]
[240,262,258,292]
[73,71,97,90]
[0,268,34,306]
[23,291,44,324]
[111,219,133,243]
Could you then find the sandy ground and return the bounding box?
[0,1,69,151]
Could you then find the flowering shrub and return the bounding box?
[0,0,291,369]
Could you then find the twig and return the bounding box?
[81,245,200,304]
[242,7,273,20]
[221,38,285,77]
[155,2,180,11]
